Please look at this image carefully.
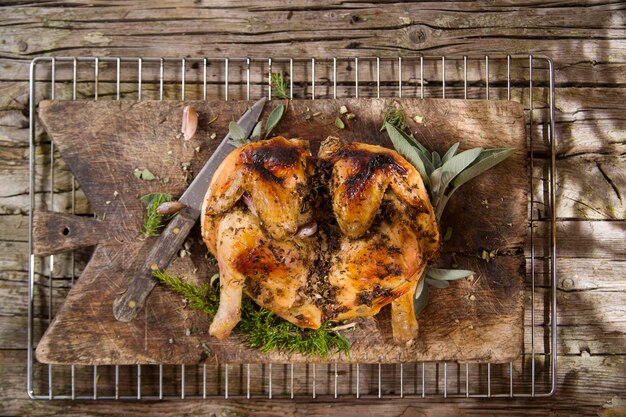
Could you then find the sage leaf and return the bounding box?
[426,278,450,289]
[451,148,516,189]
[393,127,434,172]
[417,150,435,176]
[335,116,345,129]
[435,147,483,211]
[250,121,262,141]
[429,166,442,198]
[228,121,246,141]
[265,104,285,138]
[405,131,430,157]
[413,281,430,317]
[442,142,459,164]
[431,151,441,168]
[141,169,156,181]
[440,148,483,192]
[134,168,156,181]
[385,122,429,185]
[425,267,474,281]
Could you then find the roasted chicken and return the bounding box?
[201,136,440,344]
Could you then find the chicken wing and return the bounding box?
[203,136,313,240]
[319,137,440,262]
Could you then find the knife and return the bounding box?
[113,97,266,322]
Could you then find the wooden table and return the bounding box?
[1,1,624,416]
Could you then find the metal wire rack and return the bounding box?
[27,55,557,400]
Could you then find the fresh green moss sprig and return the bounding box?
[153,270,350,357]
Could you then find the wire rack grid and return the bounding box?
[27,55,557,400]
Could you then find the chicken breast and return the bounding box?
[201,135,440,344]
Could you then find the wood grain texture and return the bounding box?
[0,0,625,415]
[34,98,527,365]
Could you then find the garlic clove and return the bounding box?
[156,201,186,216]
[181,106,198,141]
[295,222,318,238]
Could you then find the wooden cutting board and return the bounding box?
[35,98,527,365]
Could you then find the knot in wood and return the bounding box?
[409,29,427,45]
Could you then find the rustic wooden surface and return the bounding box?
[0,1,625,416]
[34,98,527,365]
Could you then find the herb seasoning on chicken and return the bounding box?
[201,135,440,345]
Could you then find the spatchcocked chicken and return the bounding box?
[201,136,440,345]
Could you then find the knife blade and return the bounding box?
[113,97,266,322]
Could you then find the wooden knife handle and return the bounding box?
[113,206,198,322]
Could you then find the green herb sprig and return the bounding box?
[228,104,286,146]
[380,108,406,131]
[383,115,515,318]
[271,71,290,99]
[153,269,219,315]
[140,192,174,237]
[153,269,350,357]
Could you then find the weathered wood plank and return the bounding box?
[528,220,626,259]
[0,0,624,414]
[1,348,624,416]
[0,0,624,86]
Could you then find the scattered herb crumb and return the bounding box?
[210,132,217,140]
[443,226,453,241]
[413,114,424,124]
[339,105,348,114]
[346,113,356,121]
[133,168,157,181]
[208,115,219,125]
[335,117,345,129]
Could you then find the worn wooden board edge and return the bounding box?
[34,98,527,365]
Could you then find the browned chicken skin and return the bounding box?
[201,136,440,344]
